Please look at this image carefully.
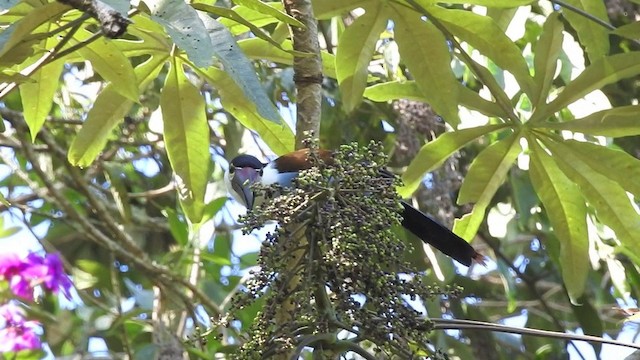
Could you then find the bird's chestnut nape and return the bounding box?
[213,140,462,359]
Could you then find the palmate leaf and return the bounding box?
[336,1,387,113]
[364,80,506,118]
[453,131,521,240]
[531,51,640,122]
[540,105,640,137]
[68,55,167,166]
[561,0,609,61]
[545,139,640,203]
[391,5,460,126]
[217,4,280,34]
[399,123,510,197]
[532,12,563,109]
[540,136,640,252]
[161,57,209,224]
[528,136,588,304]
[429,5,535,99]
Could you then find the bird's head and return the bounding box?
[224,154,265,209]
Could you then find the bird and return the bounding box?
[225,149,484,267]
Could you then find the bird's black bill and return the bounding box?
[231,167,259,209]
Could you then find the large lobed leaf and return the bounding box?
[453,131,522,240]
[540,105,640,138]
[531,12,563,109]
[335,1,387,113]
[560,0,609,61]
[541,136,640,252]
[528,136,588,304]
[391,5,460,126]
[399,123,510,197]
[531,51,640,122]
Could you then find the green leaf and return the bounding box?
[232,0,304,27]
[336,2,387,113]
[216,4,280,34]
[165,208,188,246]
[68,55,166,166]
[548,139,640,203]
[541,136,640,252]
[74,30,139,102]
[453,131,521,240]
[19,32,63,141]
[561,0,609,61]
[611,21,640,40]
[391,5,460,126]
[0,2,68,61]
[399,123,510,197]
[193,3,303,56]
[161,58,210,223]
[428,0,535,6]
[571,297,603,354]
[532,52,640,122]
[200,66,294,155]
[539,105,640,137]
[528,137,588,303]
[532,12,563,108]
[458,131,521,204]
[312,0,372,19]
[199,15,282,124]
[430,6,535,99]
[364,80,506,117]
[144,0,215,68]
[239,38,337,79]
[201,196,228,223]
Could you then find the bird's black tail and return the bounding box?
[400,201,483,267]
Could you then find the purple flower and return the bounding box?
[0,302,41,352]
[0,252,73,300]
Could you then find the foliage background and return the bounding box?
[1,0,640,358]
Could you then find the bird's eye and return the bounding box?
[258,169,263,176]
[229,165,235,174]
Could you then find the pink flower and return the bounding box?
[0,252,73,300]
[0,302,41,352]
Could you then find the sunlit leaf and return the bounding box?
[529,137,588,303]
[200,66,294,155]
[532,52,640,122]
[430,6,535,98]
[312,0,371,19]
[399,123,510,197]
[232,0,304,27]
[336,2,387,113]
[161,58,209,223]
[548,139,640,203]
[561,0,609,61]
[611,21,640,40]
[392,5,460,126]
[74,29,139,102]
[540,105,640,137]
[19,29,63,141]
[68,55,166,166]
[541,137,640,252]
[532,12,563,108]
[453,131,521,240]
[239,38,337,79]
